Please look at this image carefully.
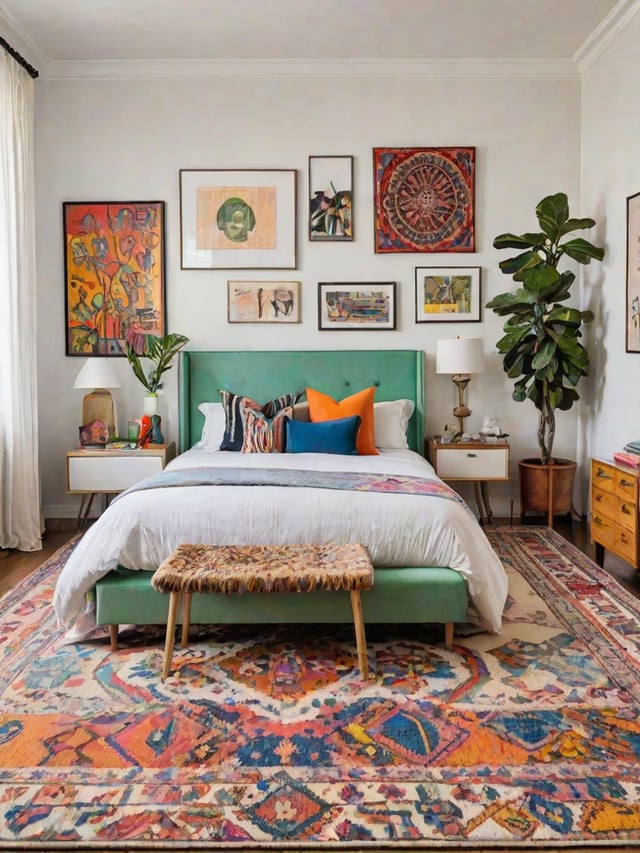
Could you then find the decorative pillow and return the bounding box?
[219,390,297,451]
[286,415,361,455]
[241,404,292,453]
[306,386,378,455]
[197,402,226,448]
[374,399,415,449]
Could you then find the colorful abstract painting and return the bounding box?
[373,147,475,253]
[63,201,165,357]
[318,282,396,330]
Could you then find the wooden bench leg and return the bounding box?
[181,592,192,647]
[444,622,454,650]
[162,591,182,681]
[108,624,119,651]
[349,589,369,680]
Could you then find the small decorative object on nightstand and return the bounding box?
[67,442,176,531]
[428,436,510,524]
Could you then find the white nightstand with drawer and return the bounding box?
[67,442,176,529]
[427,438,510,524]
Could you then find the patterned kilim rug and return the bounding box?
[1,527,640,851]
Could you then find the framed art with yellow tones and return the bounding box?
[63,201,166,357]
[415,266,481,323]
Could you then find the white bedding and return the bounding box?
[53,447,508,632]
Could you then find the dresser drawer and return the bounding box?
[434,446,509,480]
[67,455,164,492]
[592,486,637,533]
[592,510,637,565]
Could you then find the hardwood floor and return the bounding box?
[2,516,640,602]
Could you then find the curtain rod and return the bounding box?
[0,37,38,78]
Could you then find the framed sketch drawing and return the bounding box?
[180,169,297,269]
[318,282,396,330]
[415,266,481,323]
[373,147,475,253]
[308,155,353,241]
[63,200,166,356]
[627,191,640,352]
[227,281,301,323]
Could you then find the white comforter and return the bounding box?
[53,448,508,632]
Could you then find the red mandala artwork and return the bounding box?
[373,147,475,253]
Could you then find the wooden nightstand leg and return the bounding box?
[108,624,119,651]
[349,590,369,680]
[444,622,454,650]
[161,591,182,681]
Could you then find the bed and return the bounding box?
[53,349,508,642]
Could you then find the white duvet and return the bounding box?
[53,447,508,632]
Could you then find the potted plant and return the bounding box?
[125,332,189,414]
[486,192,604,525]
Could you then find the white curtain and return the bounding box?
[0,54,42,551]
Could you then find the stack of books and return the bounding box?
[614,440,640,469]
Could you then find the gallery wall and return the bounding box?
[33,70,583,517]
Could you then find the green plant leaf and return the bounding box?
[558,217,596,237]
[561,237,605,264]
[498,250,542,276]
[493,232,546,250]
[522,265,561,295]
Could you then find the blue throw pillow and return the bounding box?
[285,415,361,455]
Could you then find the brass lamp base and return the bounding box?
[452,374,471,434]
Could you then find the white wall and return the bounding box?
[581,14,640,472]
[34,71,582,518]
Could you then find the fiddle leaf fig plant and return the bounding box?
[486,192,604,465]
[125,332,189,394]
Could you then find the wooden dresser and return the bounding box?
[590,458,639,568]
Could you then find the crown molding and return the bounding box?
[0,3,47,71]
[41,56,580,81]
[574,0,640,74]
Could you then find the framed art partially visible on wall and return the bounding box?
[180,169,297,269]
[318,282,396,330]
[63,201,166,356]
[308,155,353,241]
[627,191,640,352]
[227,281,301,323]
[415,266,481,323]
[373,147,475,253]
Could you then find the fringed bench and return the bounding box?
[151,542,375,681]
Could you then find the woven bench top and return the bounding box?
[151,543,374,595]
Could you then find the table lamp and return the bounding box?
[436,337,485,434]
[73,358,121,437]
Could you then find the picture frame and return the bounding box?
[627,191,640,352]
[180,169,297,269]
[227,280,301,323]
[317,282,396,331]
[415,266,481,323]
[308,155,353,241]
[373,147,475,253]
[63,201,166,356]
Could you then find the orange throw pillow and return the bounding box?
[306,386,378,455]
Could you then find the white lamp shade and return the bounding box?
[436,338,485,375]
[73,358,121,390]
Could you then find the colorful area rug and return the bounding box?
[1,527,640,850]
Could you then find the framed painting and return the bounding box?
[227,281,301,323]
[627,191,640,352]
[415,266,481,323]
[180,169,297,269]
[308,155,353,241]
[63,201,165,356]
[318,282,396,330]
[373,147,475,253]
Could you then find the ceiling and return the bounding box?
[0,0,622,66]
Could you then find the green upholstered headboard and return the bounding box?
[179,350,425,454]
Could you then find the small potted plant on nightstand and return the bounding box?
[486,192,604,526]
[125,332,189,416]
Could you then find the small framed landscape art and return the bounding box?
[227,281,301,323]
[627,191,640,352]
[63,200,166,356]
[415,266,481,323]
[308,155,353,241]
[318,282,396,331]
[373,147,475,253]
[180,169,297,269]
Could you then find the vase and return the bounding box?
[143,393,159,416]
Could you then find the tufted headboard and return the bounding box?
[179,350,425,454]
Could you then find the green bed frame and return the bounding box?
[96,350,468,647]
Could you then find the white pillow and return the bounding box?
[374,399,415,449]
[197,401,226,448]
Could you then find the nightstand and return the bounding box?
[66,442,176,530]
[427,437,510,524]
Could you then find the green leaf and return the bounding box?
[493,232,542,250]
[498,250,542,276]
[558,217,596,237]
[531,339,556,369]
[561,238,605,264]
[536,192,569,232]
[522,265,561,295]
